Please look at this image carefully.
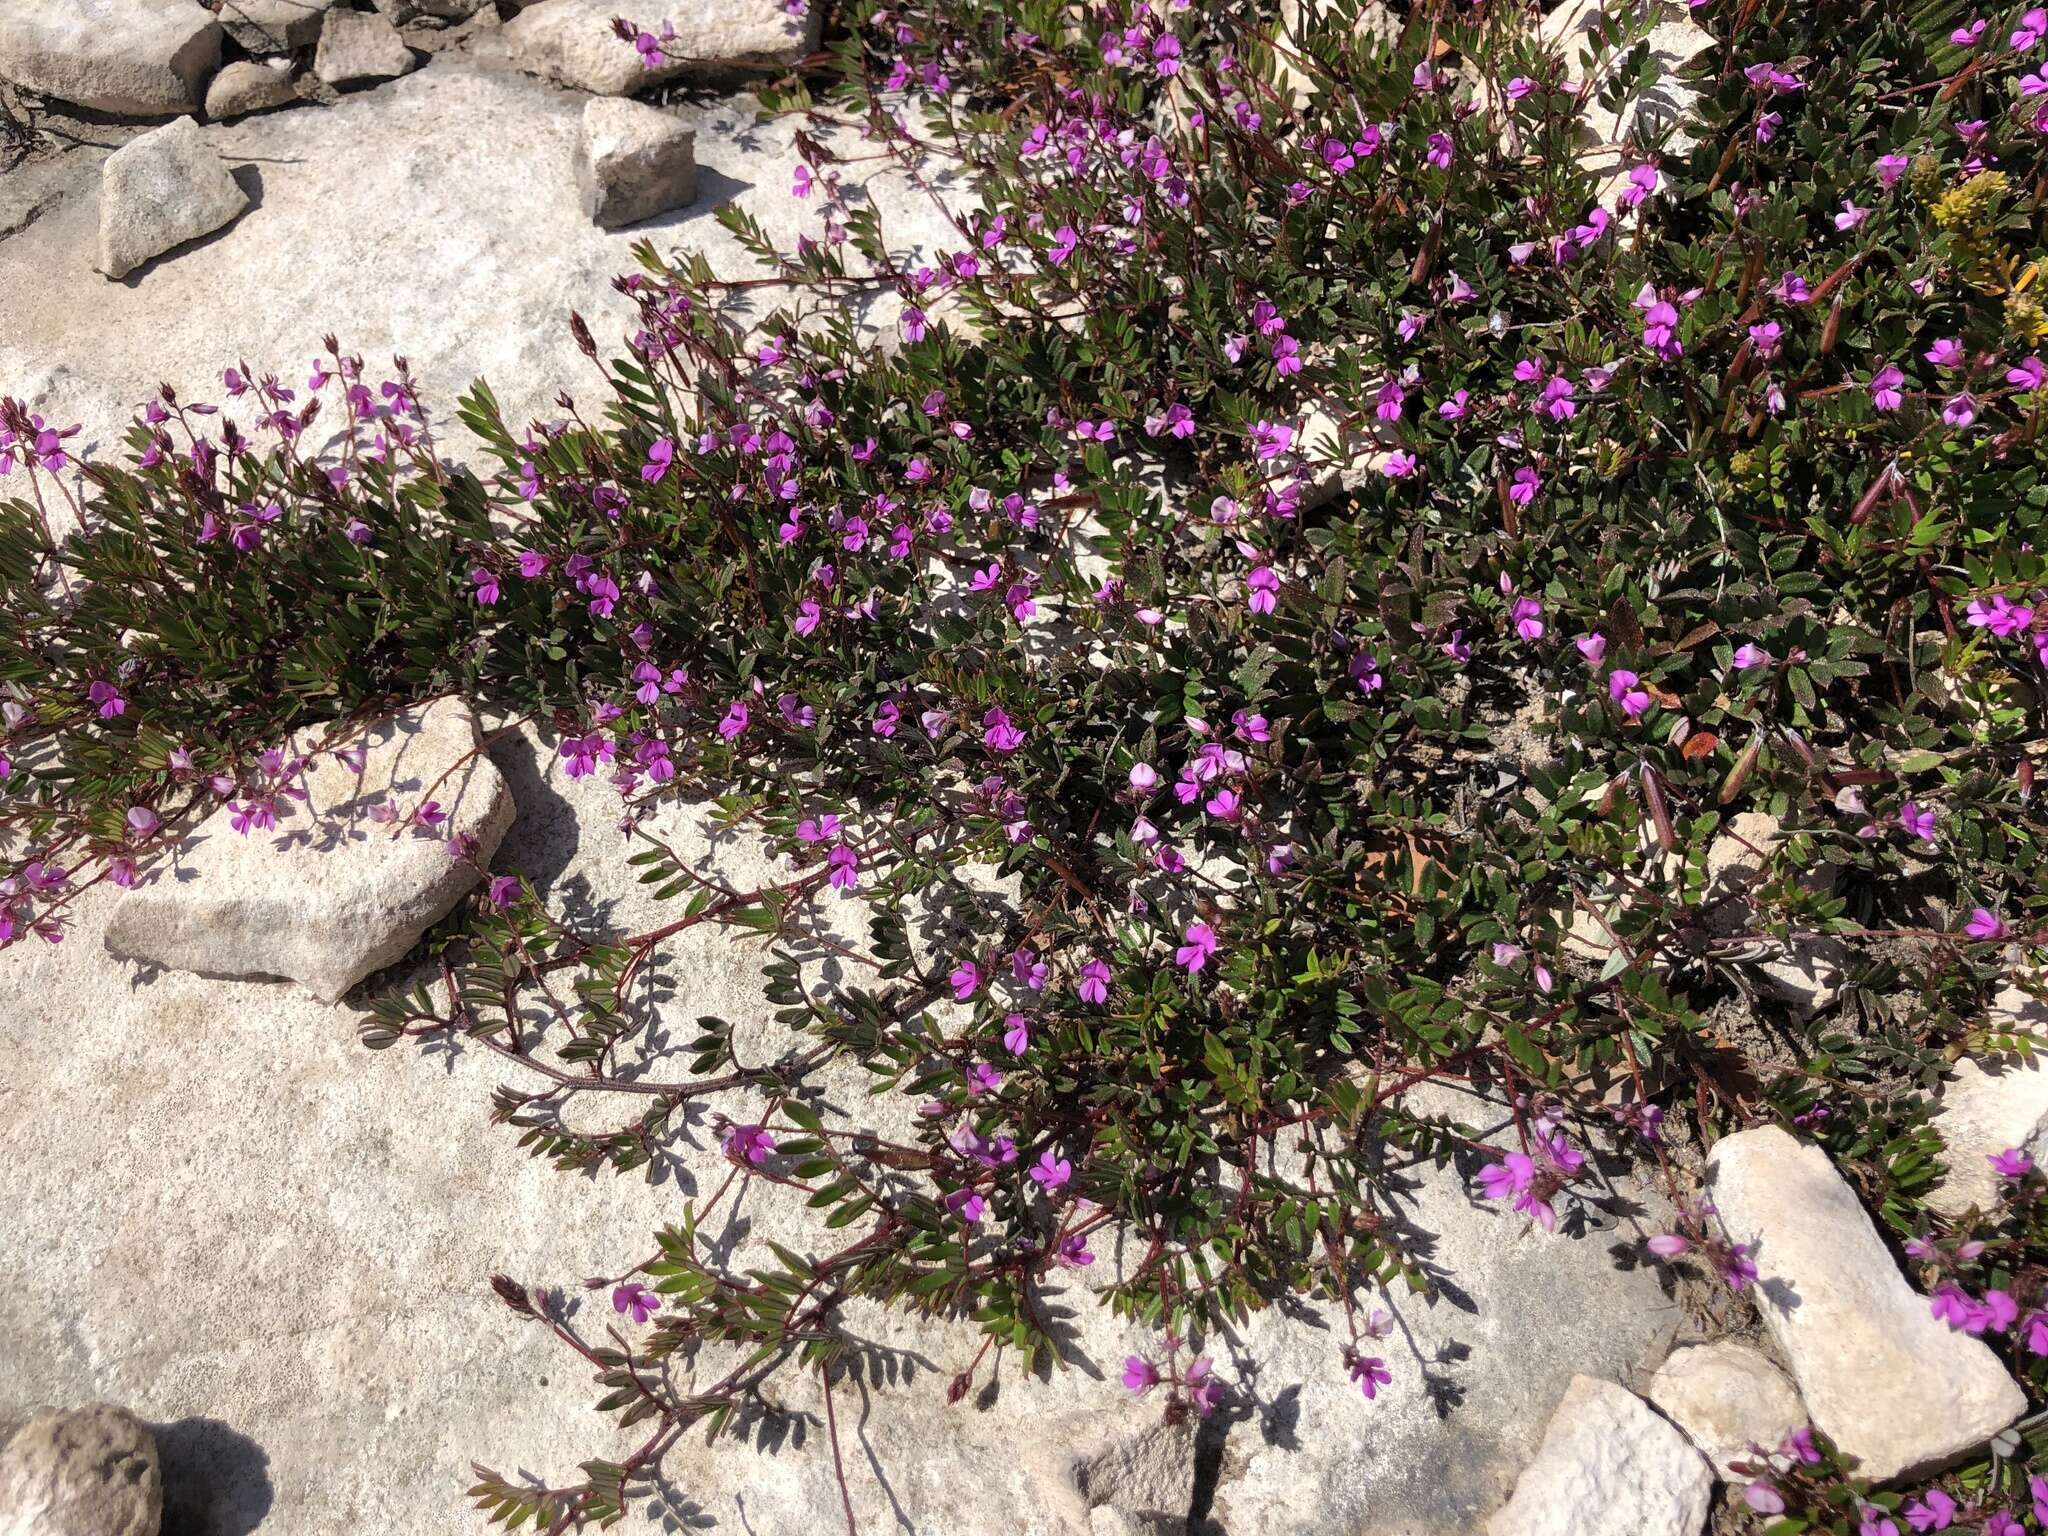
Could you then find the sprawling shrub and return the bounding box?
[9,0,2048,1526]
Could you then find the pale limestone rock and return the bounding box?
[313,8,417,86]
[97,116,248,280]
[204,59,297,120]
[1022,1410,1194,1533]
[1929,991,2048,1217]
[1646,1342,1806,1480]
[575,98,698,229]
[1538,0,1715,206]
[1753,934,1852,1016]
[505,0,822,94]
[1706,1126,2025,1480]
[213,0,338,52]
[1483,1376,1710,1536]
[371,0,489,22]
[0,0,220,117]
[0,1403,160,1536]
[1209,1081,1679,1536]
[0,65,977,473]
[104,699,512,1003]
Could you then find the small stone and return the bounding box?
[0,0,221,117]
[504,0,822,95]
[212,0,338,52]
[1928,991,2048,1217]
[1706,1126,2025,1480]
[204,59,297,120]
[97,116,249,280]
[1752,933,1852,1016]
[0,1403,161,1536]
[313,9,417,86]
[1022,1409,1195,1534]
[1646,1342,1807,1480]
[104,699,514,1003]
[1484,1376,1710,1536]
[575,98,698,229]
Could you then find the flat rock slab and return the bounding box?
[1208,1080,1680,1535]
[0,0,221,117]
[98,115,249,280]
[0,1402,161,1536]
[1484,1376,1710,1536]
[505,0,823,94]
[1646,1341,1806,1480]
[577,97,698,229]
[103,699,512,1002]
[1706,1126,2024,1481]
[0,62,977,479]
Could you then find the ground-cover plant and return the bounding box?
[10,0,2048,1528]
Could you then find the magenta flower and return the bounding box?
[88,681,126,720]
[950,960,982,1001]
[1926,336,1964,367]
[1607,669,1651,719]
[640,436,674,483]
[1184,1354,1223,1416]
[1250,420,1293,459]
[1869,364,1906,411]
[1122,1355,1160,1392]
[1055,1233,1094,1268]
[982,707,1024,753]
[1176,921,1220,973]
[1965,907,2008,940]
[1030,1149,1072,1189]
[946,1188,986,1224]
[1077,959,1111,1005]
[1732,643,1772,671]
[612,1282,659,1324]
[1743,1482,1787,1516]
[1002,1013,1031,1054]
[1575,633,1607,668]
[1511,596,1544,642]
[125,806,160,841]
[1508,466,1541,507]
[1898,801,1937,844]
[1349,1355,1393,1400]
[1646,1233,1689,1258]
[1989,1147,2034,1178]
[1901,1488,1955,1532]
[724,1123,775,1166]
[487,874,520,908]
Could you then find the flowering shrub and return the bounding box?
[11,0,2048,1527]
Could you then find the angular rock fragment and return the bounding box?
[504,0,822,95]
[314,8,417,86]
[97,116,249,280]
[1022,1409,1194,1534]
[1706,1126,2025,1480]
[575,97,698,229]
[0,1402,161,1536]
[1646,1341,1806,1480]
[0,0,221,117]
[204,59,297,120]
[1484,1375,1710,1536]
[104,699,514,1003]
[213,0,338,52]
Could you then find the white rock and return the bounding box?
[504,0,822,94]
[0,0,221,117]
[0,65,977,472]
[371,0,489,22]
[213,0,339,52]
[104,699,513,1003]
[0,1402,160,1536]
[1483,1376,1710,1536]
[1929,990,2048,1217]
[1646,1342,1806,1480]
[204,59,297,120]
[1538,0,1715,206]
[97,116,249,280]
[313,8,417,86]
[575,97,697,229]
[1706,1126,2025,1480]
[1753,933,1851,1016]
